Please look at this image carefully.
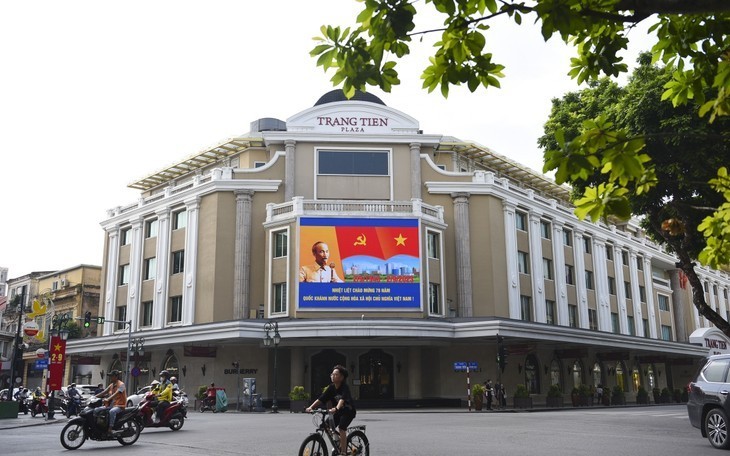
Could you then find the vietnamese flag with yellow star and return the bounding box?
[48,335,67,391]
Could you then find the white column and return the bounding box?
[719,286,729,321]
[284,140,296,201]
[502,199,520,319]
[692,279,702,328]
[182,197,200,326]
[572,229,589,329]
[628,249,644,336]
[643,256,657,338]
[127,217,144,332]
[552,221,569,326]
[528,212,545,323]
[452,193,473,317]
[103,227,120,336]
[613,243,629,334]
[410,143,422,200]
[234,190,254,320]
[153,208,171,329]
[592,236,611,332]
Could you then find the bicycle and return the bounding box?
[298,408,369,456]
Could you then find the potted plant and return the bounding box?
[513,384,532,409]
[196,385,207,409]
[471,383,485,411]
[673,388,682,403]
[652,387,661,404]
[546,384,563,408]
[611,385,625,405]
[578,384,592,406]
[637,386,649,405]
[601,386,611,406]
[571,387,580,407]
[660,387,671,404]
[288,386,311,413]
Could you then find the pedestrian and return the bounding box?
[596,384,604,405]
[499,383,507,408]
[485,380,493,410]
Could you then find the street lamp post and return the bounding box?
[47,314,71,420]
[262,321,281,413]
[232,361,241,411]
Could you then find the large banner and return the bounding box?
[298,217,421,310]
[48,335,67,391]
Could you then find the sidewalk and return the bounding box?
[0,412,69,431]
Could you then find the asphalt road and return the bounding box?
[0,405,718,455]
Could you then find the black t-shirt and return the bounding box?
[318,383,356,411]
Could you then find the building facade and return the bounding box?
[69,91,729,407]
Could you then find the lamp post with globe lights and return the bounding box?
[262,321,281,413]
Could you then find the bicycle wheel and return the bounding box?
[298,434,328,456]
[347,430,369,456]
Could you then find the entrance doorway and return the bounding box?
[358,349,394,400]
[310,349,345,400]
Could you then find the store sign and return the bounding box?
[298,217,421,310]
[689,327,730,355]
[453,362,479,372]
[315,115,389,133]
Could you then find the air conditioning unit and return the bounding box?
[60,279,68,288]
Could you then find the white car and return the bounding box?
[126,385,153,407]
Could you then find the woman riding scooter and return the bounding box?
[152,371,173,423]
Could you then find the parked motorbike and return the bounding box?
[137,391,186,431]
[59,397,141,450]
[30,397,48,418]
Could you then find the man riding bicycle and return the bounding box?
[306,365,356,456]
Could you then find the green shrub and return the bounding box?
[471,383,485,398]
[197,385,207,400]
[660,387,671,403]
[514,384,529,398]
[288,386,311,401]
[547,384,562,398]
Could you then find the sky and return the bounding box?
[0,1,656,279]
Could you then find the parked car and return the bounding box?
[127,385,153,407]
[687,355,730,449]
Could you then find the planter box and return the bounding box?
[289,400,308,413]
[513,397,533,409]
[0,401,19,419]
[546,396,563,408]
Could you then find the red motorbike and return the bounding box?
[30,396,48,418]
[136,392,186,431]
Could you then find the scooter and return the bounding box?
[62,396,82,417]
[30,396,48,417]
[59,397,141,450]
[199,395,216,413]
[137,391,187,431]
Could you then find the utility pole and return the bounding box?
[7,290,26,395]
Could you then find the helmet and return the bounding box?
[170,377,177,382]
[159,370,170,379]
[35,387,41,392]
[151,380,160,386]
[109,370,121,378]
[70,383,76,388]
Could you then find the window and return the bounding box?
[145,219,158,238]
[568,304,578,328]
[639,285,646,303]
[116,306,126,330]
[427,231,441,259]
[703,359,730,383]
[170,296,182,323]
[318,149,389,175]
[429,282,441,315]
[540,221,551,239]
[565,264,575,285]
[120,228,131,246]
[588,309,598,331]
[585,270,594,290]
[520,295,532,322]
[119,264,130,286]
[637,256,643,270]
[254,161,266,168]
[516,211,527,231]
[608,277,616,295]
[627,316,636,336]
[436,164,446,171]
[621,250,629,266]
[546,300,556,325]
[273,283,287,314]
[172,210,187,230]
[143,257,156,281]
[657,295,669,312]
[543,258,553,280]
[583,236,592,254]
[141,301,153,327]
[624,281,632,299]
[171,250,185,275]
[611,313,619,334]
[518,251,530,274]
[273,230,288,258]
[52,281,58,291]
[563,229,573,246]
[643,319,650,338]
[606,245,613,261]
[661,325,672,341]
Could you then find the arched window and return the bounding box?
[591,362,602,386]
[524,354,540,394]
[615,362,627,392]
[550,359,562,389]
[571,360,584,389]
[162,351,179,379]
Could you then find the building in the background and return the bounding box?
[68,91,728,408]
[0,267,8,297]
[2,266,101,390]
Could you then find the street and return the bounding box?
[0,405,715,455]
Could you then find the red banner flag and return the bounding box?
[335,226,418,260]
[48,335,67,391]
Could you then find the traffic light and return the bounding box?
[497,335,507,373]
[83,311,92,328]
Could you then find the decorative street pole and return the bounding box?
[262,321,281,413]
[47,314,71,420]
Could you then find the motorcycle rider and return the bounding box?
[31,387,45,414]
[15,387,29,412]
[153,370,173,423]
[95,370,127,435]
[204,382,217,409]
[66,383,81,415]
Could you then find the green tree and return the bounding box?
[539,54,730,333]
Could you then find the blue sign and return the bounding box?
[453,361,479,372]
[35,359,49,369]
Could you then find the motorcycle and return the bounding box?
[16,397,29,415]
[60,397,141,450]
[137,391,187,431]
[62,396,82,418]
[199,395,216,413]
[30,396,48,418]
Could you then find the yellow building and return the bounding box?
[68,91,728,408]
